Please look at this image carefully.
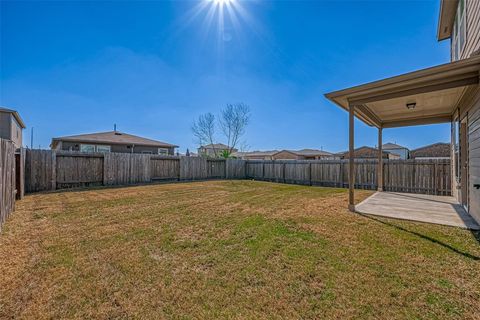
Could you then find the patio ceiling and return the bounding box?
[325,55,480,128]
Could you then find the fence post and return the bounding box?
[224,159,227,179]
[102,153,108,186]
[340,161,344,188]
[262,161,265,181]
[309,162,312,186]
[51,151,57,191]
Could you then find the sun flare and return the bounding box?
[211,0,235,5]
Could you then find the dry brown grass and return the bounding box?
[0,180,479,319]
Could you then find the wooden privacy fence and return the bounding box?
[0,139,16,230]
[24,149,451,196]
[24,150,247,193]
[244,159,451,196]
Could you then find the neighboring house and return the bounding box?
[337,146,400,160]
[51,131,178,155]
[198,143,237,157]
[233,150,278,160]
[382,142,409,160]
[410,142,450,159]
[0,107,26,150]
[234,149,336,160]
[324,0,480,222]
[292,149,336,160]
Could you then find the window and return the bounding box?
[158,148,169,155]
[80,144,95,152]
[452,0,466,61]
[96,145,111,153]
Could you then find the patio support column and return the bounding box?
[348,102,355,212]
[378,126,383,191]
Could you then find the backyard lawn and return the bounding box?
[0,180,479,319]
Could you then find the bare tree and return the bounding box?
[192,113,217,157]
[219,103,251,155]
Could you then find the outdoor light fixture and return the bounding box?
[406,102,416,110]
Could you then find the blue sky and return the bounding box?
[1,0,451,153]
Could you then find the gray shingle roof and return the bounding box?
[292,149,334,156]
[52,131,178,148]
[382,142,408,150]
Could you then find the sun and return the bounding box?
[212,0,235,5]
[177,0,258,53]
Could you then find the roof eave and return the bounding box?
[437,0,458,41]
[324,55,480,128]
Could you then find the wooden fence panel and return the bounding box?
[207,159,226,179]
[15,148,25,199]
[310,161,344,187]
[151,156,180,180]
[129,154,151,184]
[383,159,451,195]
[104,153,129,185]
[56,153,104,188]
[180,157,209,180]
[226,159,246,179]
[263,161,284,182]
[25,149,55,193]
[246,161,264,179]
[353,160,377,190]
[285,161,310,185]
[0,139,15,230]
[104,153,151,185]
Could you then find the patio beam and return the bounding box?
[356,104,382,128]
[378,127,383,191]
[348,102,355,212]
[347,75,479,105]
[382,114,452,128]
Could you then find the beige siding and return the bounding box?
[468,89,480,223]
[459,0,480,59]
[10,116,23,149]
[0,113,22,149]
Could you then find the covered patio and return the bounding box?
[325,55,480,229]
[356,192,479,229]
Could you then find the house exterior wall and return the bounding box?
[10,116,23,149]
[341,148,390,159]
[384,148,408,159]
[454,0,480,60]
[242,155,274,160]
[56,141,175,155]
[0,112,22,149]
[198,147,228,157]
[448,0,480,223]
[0,113,11,142]
[453,86,480,223]
[463,88,480,223]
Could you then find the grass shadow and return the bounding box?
[358,213,480,260]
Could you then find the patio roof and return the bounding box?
[325,55,480,128]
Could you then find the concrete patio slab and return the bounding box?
[356,192,480,230]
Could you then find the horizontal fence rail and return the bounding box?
[23,149,451,196]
